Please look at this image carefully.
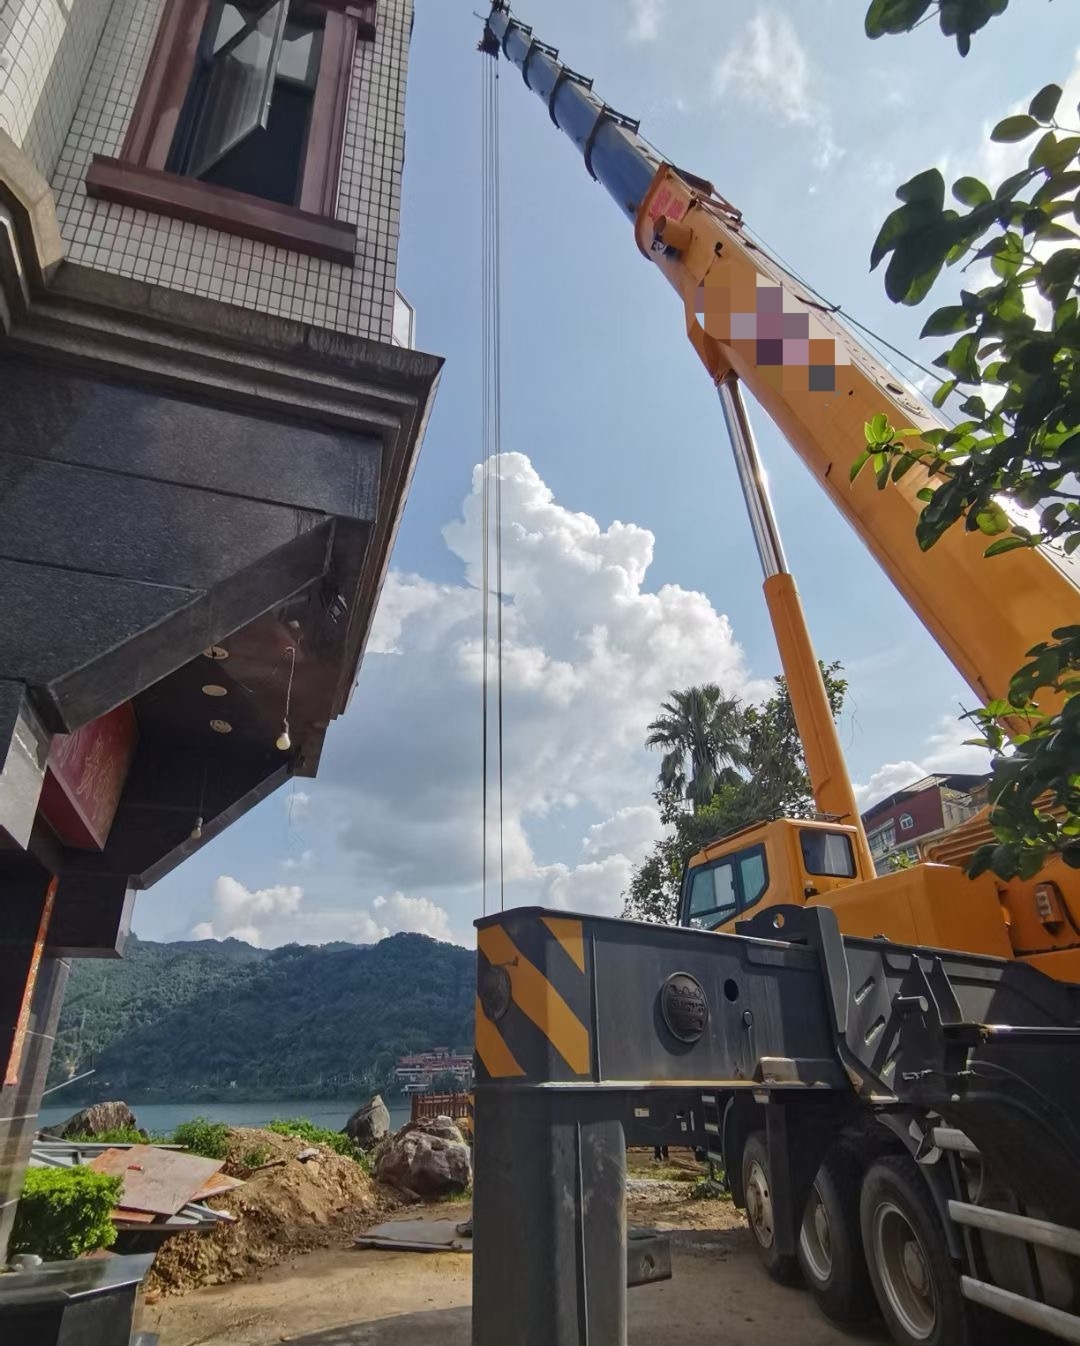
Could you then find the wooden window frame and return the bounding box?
[85,0,377,265]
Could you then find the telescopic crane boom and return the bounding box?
[481,2,1080,972]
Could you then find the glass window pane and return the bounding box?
[211,4,247,53]
[739,849,767,908]
[277,22,322,86]
[187,0,289,179]
[800,830,857,878]
[687,861,737,930]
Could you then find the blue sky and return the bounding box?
[134,0,1080,947]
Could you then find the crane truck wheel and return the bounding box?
[860,1154,968,1346]
[797,1142,876,1324]
[740,1131,798,1284]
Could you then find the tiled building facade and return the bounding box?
[3,0,409,338]
[0,0,439,1299]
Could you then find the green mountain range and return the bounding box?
[49,933,475,1101]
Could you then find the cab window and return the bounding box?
[687,858,737,929]
[684,844,769,930]
[800,829,856,878]
[739,847,768,907]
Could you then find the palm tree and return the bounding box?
[645,684,747,811]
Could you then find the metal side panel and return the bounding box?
[474,906,848,1091]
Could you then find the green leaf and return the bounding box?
[870,204,911,270]
[991,114,1040,144]
[992,114,1039,144]
[850,448,871,482]
[975,500,1010,536]
[1036,221,1080,243]
[868,412,891,443]
[896,168,945,209]
[920,304,973,337]
[952,176,991,207]
[984,534,1032,557]
[995,168,1036,202]
[865,0,933,38]
[1029,83,1063,124]
[931,378,957,408]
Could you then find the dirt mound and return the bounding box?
[147,1126,401,1296]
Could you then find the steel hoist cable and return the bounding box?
[480,46,506,914]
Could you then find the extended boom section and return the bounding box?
[483,3,1080,717]
[472,906,1080,1346]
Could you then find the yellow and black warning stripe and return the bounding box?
[474,911,593,1083]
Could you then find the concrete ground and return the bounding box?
[146,1225,884,1346]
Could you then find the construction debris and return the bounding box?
[86,1145,225,1217]
[29,1139,237,1238]
[355,1217,472,1253]
[145,1126,398,1297]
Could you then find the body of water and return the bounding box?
[36,1099,412,1136]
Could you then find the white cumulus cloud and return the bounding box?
[855,715,989,810]
[192,877,304,945]
[190,875,466,948]
[713,10,841,169]
[316,452,761,921]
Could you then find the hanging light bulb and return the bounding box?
[276,646,297,752]
[191,815,204,840]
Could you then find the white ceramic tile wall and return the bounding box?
[48,0,411,340]
[0,0,115,179]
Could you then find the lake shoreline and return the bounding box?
[36,1097,414,1136]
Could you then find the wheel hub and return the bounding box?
[799,1185,833,1282]
[746,1159,774,1249]
[873,1201,936,1340]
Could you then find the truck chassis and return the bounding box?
[472,905,1080,1346]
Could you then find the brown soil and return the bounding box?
[147,1196,878,1346]
[146,1126,403,1297]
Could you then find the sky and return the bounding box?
[134,0,1080,949]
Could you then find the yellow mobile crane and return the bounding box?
[476,12,1080,982]
[472,8,1080,1346]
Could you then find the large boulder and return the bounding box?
[343,1094,390,1148]
[45,1100,139,1138]
[375,1118,471,1200]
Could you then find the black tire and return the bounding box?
[798,1142,876,1324]
[860,1154,969,1346]
[741,1131,798,1284]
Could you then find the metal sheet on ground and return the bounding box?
[356,1219,473,1253]
[87,1146,224,1215]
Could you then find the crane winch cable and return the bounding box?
[480,44,506,914]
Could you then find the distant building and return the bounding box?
[861,773,989,875]
[396,1048,473,1093]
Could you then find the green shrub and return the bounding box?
[11,1167,122,1260]
[171,1117,230,1159]
[67,1126,147,1146]
[241,1144,271,1169]
[267,1118,369,1170]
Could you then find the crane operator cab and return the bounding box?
[679,816,1015,960]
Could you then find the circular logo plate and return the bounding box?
[479,964,512,1022]
[660,972,709,1043]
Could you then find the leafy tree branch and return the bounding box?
[857,68,1080,876]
